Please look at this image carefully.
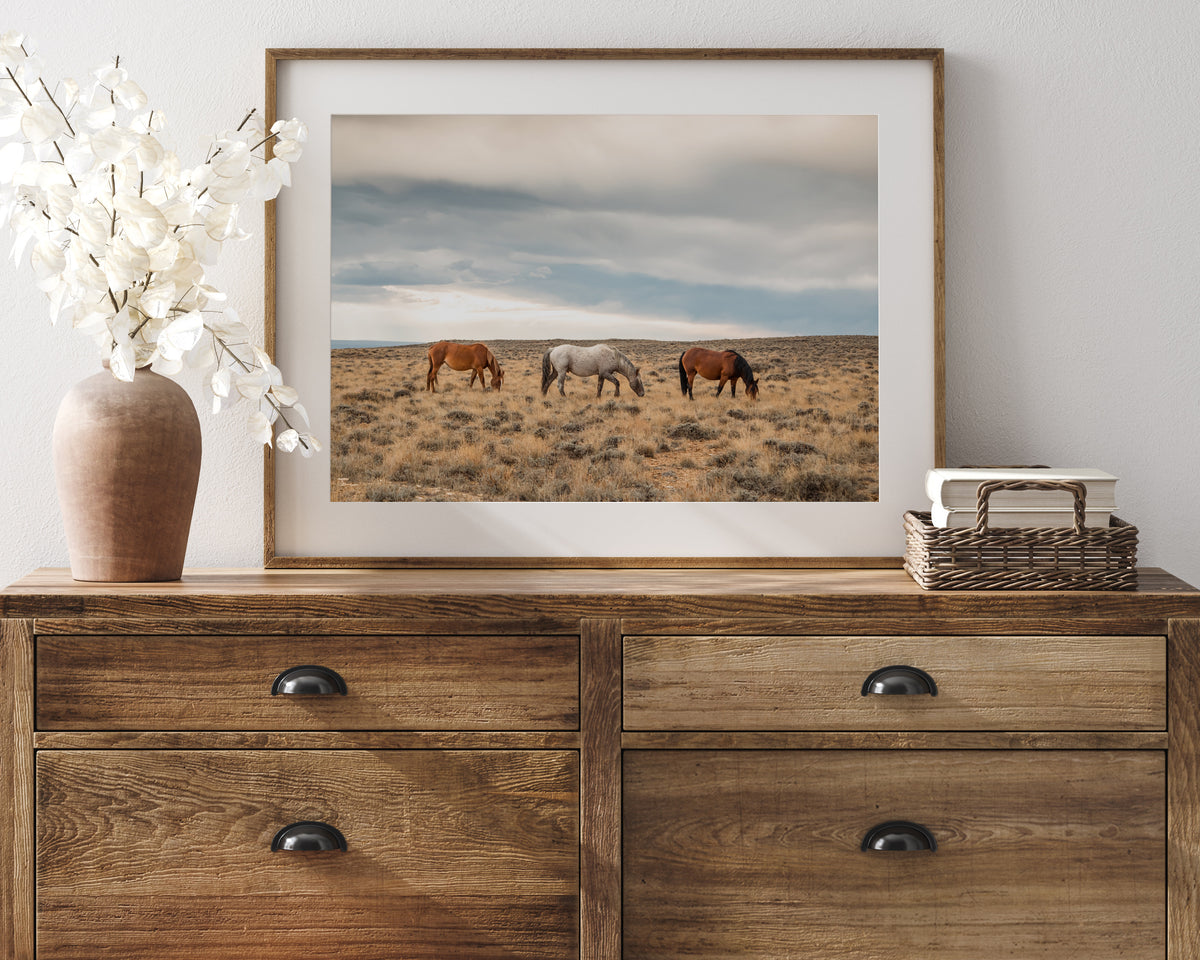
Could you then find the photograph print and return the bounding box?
[330,113,878,503]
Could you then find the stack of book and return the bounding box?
[925,467,1118,529]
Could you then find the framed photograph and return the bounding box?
[265,49,944,567]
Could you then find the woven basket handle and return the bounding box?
[974,479,1088,534]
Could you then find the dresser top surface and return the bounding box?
[2,566,1198,620]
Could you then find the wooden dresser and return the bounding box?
[2,567,1198,959]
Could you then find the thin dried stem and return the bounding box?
[37,78,76,137]
[3,65,34,107]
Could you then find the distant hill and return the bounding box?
[331,340,418,350]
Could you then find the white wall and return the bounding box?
[2,0,1198,586]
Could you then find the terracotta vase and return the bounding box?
[52,366,202,582]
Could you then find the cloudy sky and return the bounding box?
[330,115,877,344]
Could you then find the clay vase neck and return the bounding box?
[52,365,202,582]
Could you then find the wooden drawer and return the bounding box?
[624,749,1164,959]
[37,749,578,959]
[623,635,1165,730]
[37,633,579,730]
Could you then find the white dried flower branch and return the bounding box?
[0,31,319,456]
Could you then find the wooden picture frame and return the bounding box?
[264,48,944,568]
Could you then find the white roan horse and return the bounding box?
[541,344,646,399]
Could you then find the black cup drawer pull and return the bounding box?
[860,665,938,696]
[861,821,937,852]
[271,821,347,852]
[271,665,348,696]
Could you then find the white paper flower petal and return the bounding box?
[63,143,96,178]
[84,101,116,129]
[208,314,249,341]
[204,203,239,241]
[21,102,68,145]
[252,161,282,201]
[184,164,214,192]
[211,139,250,178]
[93,63,127,87]
[211,366,231,397]
[269,384,298,407]
[139,275,177,318]
[268,156,291,189]
[206,168,252,204]
[186,341,215,372]
[113,80,147,109]
[235,371,269,400]
[72,307,110,334]
[78,202,111,255]
[150,351,183,376]
[45,184,74,229]
[270,118,308,142]
[109,337,136,382]
[247,410,273,445]
[114,194,169,249]
[15,55,43,86]
[134,134,164,173]
[271,138,303,163]
[179,231,220,267]
[90,126,138,162]
[275,428,300,453]
[0,106,22,138]
[0,31,26,69]
[136,109,166,133]
[59,77,79,109]
[30,239,66,291]
[157,309,204,358]
[102,233,151,290]
[146,235,181,273]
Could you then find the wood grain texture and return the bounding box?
[267,48,945,62]
[7,563,1191,957]
[36,634,579,731]
[581,619,622,960]
[3,567,1198,621]
[35,616,581,635]
[1,619,34,960]
[34,730,581,750]
[622,730,1167,751]
[932,48,946,468]
[620,616,1171,636]
[37,749,578,959]
[624,750,1165,959]
[1169,618,1200,958]
[262,46,278,570]
[624,635,1165,731]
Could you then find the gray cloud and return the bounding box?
[331,115,877,341]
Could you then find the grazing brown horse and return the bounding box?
[678,347,759,401]
[426,341,504,392]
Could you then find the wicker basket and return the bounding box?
[904,479,1138,590]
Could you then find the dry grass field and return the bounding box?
[330,336,878,502]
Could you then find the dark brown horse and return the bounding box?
[426,341,504,392]
[678,347,759,401]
